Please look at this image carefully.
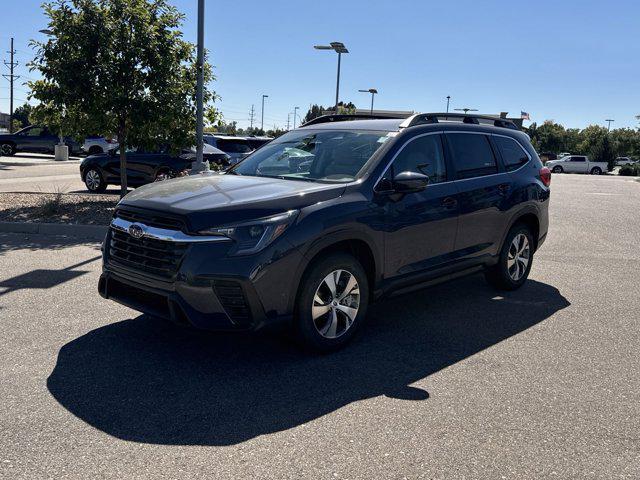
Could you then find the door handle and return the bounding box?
[441,197,457,209]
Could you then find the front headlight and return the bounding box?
[197,210,298,255]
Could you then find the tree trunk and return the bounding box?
[118,123,128,199]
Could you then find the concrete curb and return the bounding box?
[0,222,108,241]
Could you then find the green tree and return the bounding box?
[590,134,617,171]
[577,125,608,158]
[29,0,216,197]
[610,128,640,158]
[12,103,33,129]
[302,104,325,124]
[531,121,566,154]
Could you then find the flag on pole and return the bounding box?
[521,111,530,120]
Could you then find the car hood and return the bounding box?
[118,173,346,231]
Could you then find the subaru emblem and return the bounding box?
[128,223,145,239]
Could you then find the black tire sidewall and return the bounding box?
[591,167,601,175]
[552,166,563,173]
[295,253,369,351]
[492,224,534,290]
[85,168,106,192]
[88,146,103,155]
[1,143,15,156]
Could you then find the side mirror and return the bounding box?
[393,171,429,193]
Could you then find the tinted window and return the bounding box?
[217,139,253,154]
[494,136,529,172]
[447,133,497,179]
[570,156,586,162]
[392,134,446,183]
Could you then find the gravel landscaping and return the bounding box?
[0,192,118,225]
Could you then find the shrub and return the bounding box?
[619,163,640,176]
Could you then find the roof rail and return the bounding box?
[399,113,520,130]
[300,113,406,127]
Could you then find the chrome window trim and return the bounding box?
[110,216,231,243]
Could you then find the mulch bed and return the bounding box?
[0,192,118,225]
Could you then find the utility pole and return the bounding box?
[605,119,614,131]
[286,113,291,131]
[3,38,20,133]
[249,104,256,129]
[191,0,209,173]
[261,94,268,132]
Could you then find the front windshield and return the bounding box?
[230,129,392,182]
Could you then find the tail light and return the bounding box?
[540,166,551,187]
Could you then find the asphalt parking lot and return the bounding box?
[0,173,638,479]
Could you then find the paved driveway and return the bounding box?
[0,174,638,478]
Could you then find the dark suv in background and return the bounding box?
[99,113,551,350]
[0,125,80,156]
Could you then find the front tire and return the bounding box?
[84,168,107,193]
[0,143,16,156]
[485,224,534,291]
[88,146,103,155]
[552,165,563,173]
[294,253,369,351]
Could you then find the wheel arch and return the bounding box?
[288,232,381,313]
[504,209,540,251]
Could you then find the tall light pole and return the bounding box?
[191,0,209,173]
[293,106,299,128]
[314,42,349,111]
[446,95,451,113]
[358,88,378,115]
[455,107,478,115]
[261,94,268,131]
[605,119,615,131]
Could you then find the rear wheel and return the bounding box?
[88,145,103,155]
[0,143,15,156]
[294,253,369,351]
[552,165,563,173]
[590,166,602,175]
[485,224,534,291]
[84,168,107,193]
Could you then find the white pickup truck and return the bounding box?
[546,155,607,175]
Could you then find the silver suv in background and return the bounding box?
[203,135,255,164]
[82,136,119,155]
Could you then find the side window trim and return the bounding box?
[373,131,444,192]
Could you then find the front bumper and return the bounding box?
[99,226,304,331]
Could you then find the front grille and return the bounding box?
[108,229,188,279]
[115,208,185,231]
[213,280,251,325]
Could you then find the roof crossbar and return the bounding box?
[301,113,406,127]
[399,113,519,130]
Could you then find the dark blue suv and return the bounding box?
[99,113,551,350]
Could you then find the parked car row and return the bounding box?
[80,143,230,192]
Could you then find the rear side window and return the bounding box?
[218,139,253,154]
[392,134,446,183]
[446,133,497,179]
[494,136,530,172]
[570,156,586,162]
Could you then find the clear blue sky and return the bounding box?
[1,0,639,130]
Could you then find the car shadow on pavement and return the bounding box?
[47,275,569,446]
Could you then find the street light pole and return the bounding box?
[358,88,378,115]
[191,0,209,173]
[605,119,614,131]
[446,95,451,113]
[293,106,299,128]
[314,42,349,111]
[261,94,268,131]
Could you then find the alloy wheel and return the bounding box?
[85,170,101,191]
[1,144,13,156]
[507,233,530,281]
[312,269,360,339]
